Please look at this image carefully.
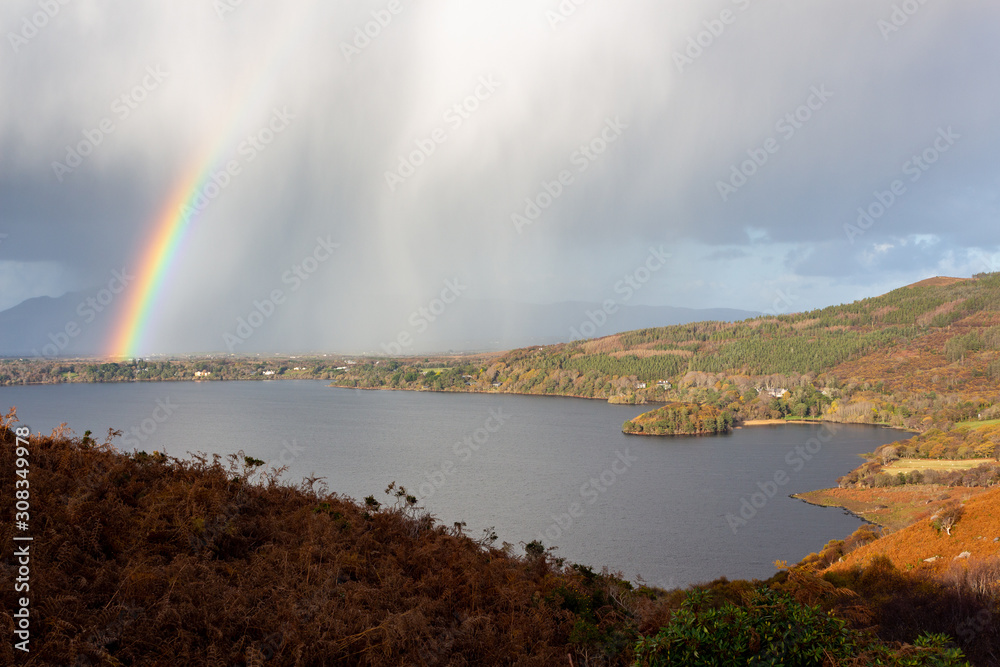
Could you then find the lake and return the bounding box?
[1,380,904,587]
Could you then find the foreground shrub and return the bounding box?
[634,587,862,665]
[633,586,968,667]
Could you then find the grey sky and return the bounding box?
[1,0,998,354]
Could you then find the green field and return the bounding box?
[955,418,1000,430]
[885,458,994,474]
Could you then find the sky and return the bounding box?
[1,0,999,355]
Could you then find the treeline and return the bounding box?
[876,424,1000,461]
[569,325,922,378]
[0,357,357,385]
[332,354,638,400]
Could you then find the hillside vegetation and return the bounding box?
[322,273,1000,436]
[828,486,1000,575]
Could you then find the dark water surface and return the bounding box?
[2,381,904,587]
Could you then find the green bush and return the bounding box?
[634,587,968,666]
[634,588,859,666]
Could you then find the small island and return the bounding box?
[623,401,733,436]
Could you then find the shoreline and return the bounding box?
[737,418,916,434]
[792,491,875,526]
[791,484,991,532]
[622,429,726,437]
[739,419,821,426]
[328,383,658,405]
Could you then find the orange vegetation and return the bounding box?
[828,486,1000,575]
[904,277,969,289]
[831,321,999,400]
[796,485,991,531]
[580,335,622,354]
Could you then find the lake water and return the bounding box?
[1,380,904,587]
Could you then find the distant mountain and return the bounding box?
[0,292,120,358]
[361,298,761,354]
[0,293,759,357]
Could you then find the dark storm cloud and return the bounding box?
[1,0,998,352]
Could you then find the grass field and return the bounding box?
[885,458,995,474]
[955,418,1000,430]
[740,418,820,426]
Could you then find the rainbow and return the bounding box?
[107,166,213,358]
[107,7,312,359]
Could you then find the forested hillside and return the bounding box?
[325,272,1000,434]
